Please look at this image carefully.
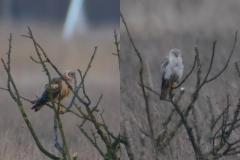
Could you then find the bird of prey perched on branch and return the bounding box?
[32,70,75,114]
[160,49,184,100]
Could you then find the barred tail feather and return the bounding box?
[31,104,44,112]
[31,95,48,112]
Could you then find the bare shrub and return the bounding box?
[0,28,120,160]
[121,12,240,160]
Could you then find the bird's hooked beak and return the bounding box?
[174,52,179,57]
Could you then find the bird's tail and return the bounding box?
[160,80,169,100]
[31,103,44,112]
[31,96,47,112]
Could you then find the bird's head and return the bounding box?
[63,70,75,80]
[170,49,181,58]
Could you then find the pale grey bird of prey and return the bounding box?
[160,49,184,100]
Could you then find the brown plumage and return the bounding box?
[32,70,75,113]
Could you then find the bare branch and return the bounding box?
[175,53,197,89]
[235,62,240,77]
[169,92,201,158]
[204,41,216,82]
[2,27,120,160]
[195,46,201,88]
[1,41,61,159]
[68,47,98,109]
[121,12,155,140]
[138,83,160,96]
[54,116,65,156]
[23,27,71,160]
[5,33,17,102]
[77,126,106,158]
[78,69,91,104]
[121,128,135,160]
[206,31,238,83]
[113,29,120,70]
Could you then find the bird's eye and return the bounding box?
[68,72,73,77]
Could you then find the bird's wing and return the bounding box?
[161,56,169,87]
[36,77,62,103]
[44,77,62,99]
[161,56,169,73]
[160,56,171,99]
[32,77,62,111]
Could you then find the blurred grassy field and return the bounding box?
[0,21,120,159]
[121,0,240,160]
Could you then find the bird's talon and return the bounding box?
[168,82,172,90]
[59,108,65,114]
[172,83,176,89]
[168,82,175,90]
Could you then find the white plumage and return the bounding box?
[160,49,184,99]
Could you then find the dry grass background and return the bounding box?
[121,0,240,160]
[0,21,120,159]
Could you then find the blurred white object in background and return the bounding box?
[63,0,87,41]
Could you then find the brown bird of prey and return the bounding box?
[160,49,184,100]
[32,70,75,113]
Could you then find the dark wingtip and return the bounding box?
[31,104,43,112]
